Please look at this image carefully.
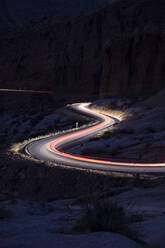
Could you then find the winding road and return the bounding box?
[23,103,165,173]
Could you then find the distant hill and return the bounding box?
[0,0,115,29]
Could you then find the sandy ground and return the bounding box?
[1,184,165,247]
[112,184,165,247]
[0,199,143,248]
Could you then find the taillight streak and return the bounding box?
[46,103,165,167]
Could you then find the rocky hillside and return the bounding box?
[0,0,165,96]
[0,0,113,29]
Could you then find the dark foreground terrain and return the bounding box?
[1,92,165,248]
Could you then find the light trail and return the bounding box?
[0,88,52,94]
[46,103,165,168]
[23,102,165,172]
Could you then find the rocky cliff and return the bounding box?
[0,0,165,97]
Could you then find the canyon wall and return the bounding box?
[0,0,165,97]
[100,31,165,96]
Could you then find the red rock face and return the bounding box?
[0,0,165,97]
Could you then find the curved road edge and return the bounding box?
[23,103,165,173]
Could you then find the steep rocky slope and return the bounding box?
[0,0,165,96]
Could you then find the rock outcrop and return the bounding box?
[0,0,165,97]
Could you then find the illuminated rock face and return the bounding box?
[0,0,165,97]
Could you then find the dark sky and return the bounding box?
[0,0,115,28]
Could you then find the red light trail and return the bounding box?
[0,89,52,94]
[46,103,165,168]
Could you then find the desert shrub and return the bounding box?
[47,205,54,213]
[133,174,157,188]
[89,137,100,142]
[0,206,14,219]
[10,199,17,205]
[144,127,157,133]
[72,195,96,206]
[12,113,19,118]
[10,119,19,125]
[109,102,117,109]
[30,118,38,126]
[22,116,28,122]
[101,130,115,139]
[23,129,30,134]
[101,128,134,140]
[26,210,35,215]
[72,201,142,242]
[13,128,18,134]
[47,125,54,131]
[123,104,129,110]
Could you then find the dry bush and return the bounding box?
[72,200,143,243]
